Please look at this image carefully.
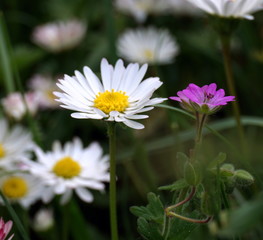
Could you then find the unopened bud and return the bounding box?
[234,169,254,187]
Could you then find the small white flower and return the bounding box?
[115,0,170,22]
[187,0,263,20]
[2,92,39,121]
[29,74,59,109]
[33,208,54,232]
[168,0,202,16]
[28,138,110,204]
[0,173,44,208]
[54,58,166,129]
[0,119,34,170]
[32,19,86,52]
[117,27,179,65]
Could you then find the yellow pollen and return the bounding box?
[46,90,56,101]
[2,177,28,199]
[0,144,5,158]
[53,157,81,179]
[143,49,154,60]
[94,90,129,114]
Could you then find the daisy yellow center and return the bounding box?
[53,157,81,179]
[144,49,154,60]
[0,144,5,158]
[94,90,129,114]
[2,177,28,198]
[46,90,55,101]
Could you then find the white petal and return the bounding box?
[75,187,94,203]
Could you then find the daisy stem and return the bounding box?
[107,122,119,240]
[220,35,246,150]
[0,191,30,240]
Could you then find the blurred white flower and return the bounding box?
[33,208,54,232]
[54,58,166,129]
[0,173,44,208]
[117,27,179,65]
[0,119,34,170]
[2,92,39,121]
[29,74,59,109]
[28,138,110,204]
[168,0,202,16]
[187,0,263,20]
[32,19,86,52]
[115,0,170,22]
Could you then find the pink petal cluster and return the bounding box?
[0,218,14,240]
[170,83,235,114]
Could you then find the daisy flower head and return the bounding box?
[187,0,263,20]
[54,58,166,130]
[32,19,86,52]
[168,0,202,16]
[2,92,39,121]
[117,27,179,65]
[170,83,235,114]
[0,119,34,170]
[0,218,14,240]
[115,0,170,22]
[28,138,110,204]
[0,173,44,208]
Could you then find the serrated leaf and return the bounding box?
[158,179,189,191]
[208,152,227,169]
[137,217,163,240]
[130,193,164,224]
[167,211,200,240]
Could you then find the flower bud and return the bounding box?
[33,208,54,232]
[234,169,254,187]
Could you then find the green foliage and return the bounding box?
[158,179,189,192]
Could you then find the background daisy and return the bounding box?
[28,138,110,204]
[117,27,179,65]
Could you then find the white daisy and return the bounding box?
[0,119,34,170]
[168,0,202,16]
[28,74,59,109]
[27,138,110,204]
[115,0,170,22]
[117,27,179,65]
[32,19,86,52]
[0,173,44,208]
[54,58,166,129]
[187,0,263,20]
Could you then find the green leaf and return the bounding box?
[208,152,227,169]
[167,211,200,240]
[130,193,164,224]
[158,179,189,191]
[176,152,189,163]
[137,217,163,240]
[220,193,263,236]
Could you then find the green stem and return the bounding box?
[0,12,16,93]
[107,122,119,240]
[166,187,196,213]
[192,113,207,160]
[103,0,116,62]
[166,212,212,224]
[162,216,171,240]
[0,191,30,240]
[220,35,246,149]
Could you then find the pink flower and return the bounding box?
[0,218,14,240]
[1,92,39,120]
[170,83,235,114]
